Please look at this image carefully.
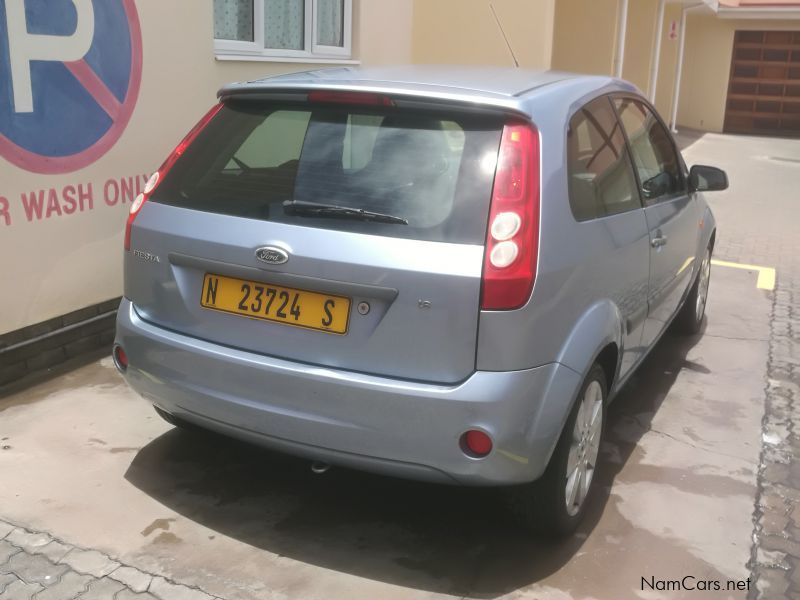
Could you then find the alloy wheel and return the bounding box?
[565,380,603,517]
[696,250,711,322]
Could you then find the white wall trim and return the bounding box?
[648,0,666,102]
[716,8,800,19]
[613,0,630,78]
[215,54,360,64]
[213,0,354,61]
[669,3,707,132]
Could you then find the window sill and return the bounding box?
[215,53,360,65]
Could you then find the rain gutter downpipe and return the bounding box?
[613,0,630,78]
[648,0,667,102]
[669,3,706,132]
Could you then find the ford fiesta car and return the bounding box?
[114,66,727,534]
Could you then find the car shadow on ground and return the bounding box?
[125,327,704,598]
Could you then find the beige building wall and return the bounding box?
[412,0,556,68]
[621,0,659,94]
[0,0,413,334]
[552,0,680,111]
[356,0,414,66]
[676,15,800,132]
[552,0,619,75]
[652,4,683,118]
[7,0,799,335]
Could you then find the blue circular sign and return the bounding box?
[0,0,142,173]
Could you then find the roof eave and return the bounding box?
[716,6,800,17]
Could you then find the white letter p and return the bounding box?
[5,0,95,113]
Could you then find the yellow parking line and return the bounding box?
[496,449,529,465]
[711,259,776,291]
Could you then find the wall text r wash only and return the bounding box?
[0,173,149,226]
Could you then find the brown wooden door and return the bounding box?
[725,30,800,137]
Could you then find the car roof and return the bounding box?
[219,66,638,110]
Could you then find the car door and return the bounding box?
[566,96,651,380]
[614,97,699,348]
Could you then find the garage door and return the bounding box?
[725,30,800,137]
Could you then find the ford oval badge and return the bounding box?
[255,246,289,265]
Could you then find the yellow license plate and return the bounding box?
[201,273,351,334]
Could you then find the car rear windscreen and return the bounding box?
[151,100,505,244]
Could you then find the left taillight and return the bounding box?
[125,102,224,251]
[480,122,541,310]
[112,345,128,372]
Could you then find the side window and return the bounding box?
[228,110,311,169]
[341,116,465,173]
[342,115,383,171]
[614,98,685,202]
[567,96,641,221]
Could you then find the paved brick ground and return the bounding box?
[748,269,800,599]
[0,521,219,600]
[681,132,800,599]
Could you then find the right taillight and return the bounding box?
[124,102,224,251]
[481,123,540,310]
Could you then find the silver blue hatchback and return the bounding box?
[115,66,727,534]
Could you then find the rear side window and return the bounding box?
[229,110,311,169]
[152,101,504,244]
[614,98,685,203]
[567,96,640,221]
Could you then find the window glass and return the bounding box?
[614,98,684,202]
[226,110,311,170]
[214,0,352,58]
[152,103,504,244]
[214,0,254,41]
[567,97,640,221]
[264,0,304,50]
[342,115,382,170]
[316,0,344,47]
[340,116,464,175]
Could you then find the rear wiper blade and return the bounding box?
[282,200,408,225]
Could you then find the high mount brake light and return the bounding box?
[124,103,224,251]
[307,90,395,106]
[481,123,540,311]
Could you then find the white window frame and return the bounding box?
[214,0,353,62]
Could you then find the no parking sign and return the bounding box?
[0,0,142,174]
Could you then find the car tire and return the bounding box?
[507,364,607,536]
[675,245,712,335]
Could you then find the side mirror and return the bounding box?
[689,165,728,193]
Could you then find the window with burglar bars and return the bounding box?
[214,0,352,60]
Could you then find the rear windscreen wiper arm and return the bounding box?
[282,200,408,225]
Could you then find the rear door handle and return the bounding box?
[651,233,668,248]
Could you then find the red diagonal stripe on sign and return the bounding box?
[64,59,122,121]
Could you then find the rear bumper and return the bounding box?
[115,299,582,485]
